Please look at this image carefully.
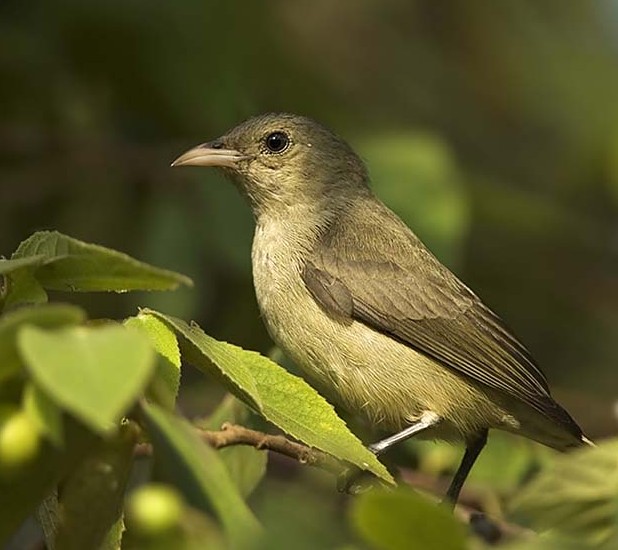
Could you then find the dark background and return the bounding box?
[2,1,618,545]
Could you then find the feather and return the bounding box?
[302,196,583,441]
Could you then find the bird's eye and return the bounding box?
[265,131,290,153]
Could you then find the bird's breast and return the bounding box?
[250,219,511,438]
[251,221,309,332]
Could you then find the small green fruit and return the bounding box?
[0,411,41,472]
[127,484,184,535]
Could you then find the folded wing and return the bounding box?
[302,200,582,439]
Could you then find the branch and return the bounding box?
[134,423,533,545]
[199,423,343,475]
[134,422,342,474]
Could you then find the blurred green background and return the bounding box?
[2,0,618,545]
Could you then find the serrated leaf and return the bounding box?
[350,488,466,550]
[54,422,138,550]
[148,314,262,412]
[125,313,181,410]
[23,383,64,447]
[18,324,155,434]
[10,231,193,293]
[511,439,618,546]
[140,401,262,548]
[0,304,86,382]
[146,310,393,484]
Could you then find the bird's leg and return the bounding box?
[369,411,440,455]
[338,411,440,493]
[443,429,488,507]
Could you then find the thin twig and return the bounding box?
[134,423,342,474]
[134,423,534,545]
[200,423,343,475]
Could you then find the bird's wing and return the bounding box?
[302,199,579,433]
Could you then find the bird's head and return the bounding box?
[172,113,370,217]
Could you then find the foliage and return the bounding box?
[0,232,390,548]
[1,231,616,549]
[350,487,467,550]
[511,439,618,549]
[2,2,618,547]
[144,310,392,483]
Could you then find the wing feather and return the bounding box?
[302,199,581,436]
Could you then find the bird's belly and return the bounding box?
[252,251,509,440]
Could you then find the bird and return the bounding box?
[172,113,589,504]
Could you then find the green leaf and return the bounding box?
[4,268,48,308]
[125,312,181,410]
[218,443,268,501]
[0,419,99,545]
[146,310,393,484]
[0,304,86,382]
[350,488,466,550]
[0,255,46,275]
[201,395,268,498]
[18,324,155,434]
[10,231,193,293]
[54,422,138,550]
[140,401,262,548]
[151,314,262,412]
[501,535,594,550]
[511,438,618,547]
[23,383,64,447]
[251,476,353,550]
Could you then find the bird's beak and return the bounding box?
[171,143,246,168]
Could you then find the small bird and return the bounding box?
[172,113,589,504]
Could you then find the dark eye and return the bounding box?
[265,131,290,153]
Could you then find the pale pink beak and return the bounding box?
[171,143,246,168]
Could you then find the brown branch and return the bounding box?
[134,422,343,475]
[134,423,533,545]
[199,423,343,475]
